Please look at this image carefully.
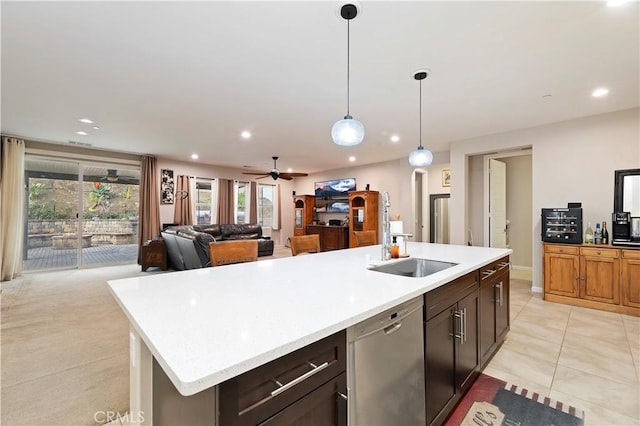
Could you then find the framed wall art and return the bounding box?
[161,169,175,204]
[442,169,451,187]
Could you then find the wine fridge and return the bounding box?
[541,207,583,244]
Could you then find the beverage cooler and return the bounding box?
[541,208,583,244]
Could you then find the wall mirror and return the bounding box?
[614,169,640,217]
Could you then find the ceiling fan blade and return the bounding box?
[280,172,308,177]
[277,175,293,180]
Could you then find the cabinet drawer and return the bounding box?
[219,330,346,426]
[544,244,579,255]
[425,271,478,321]
[480,256,510,281]
[580,247,619,258]
[622,249,640,259]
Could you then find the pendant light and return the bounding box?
[408,69,433,167]
[332,3,364,147]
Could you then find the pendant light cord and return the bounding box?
[419,78,422,148]
[346,18,351,116]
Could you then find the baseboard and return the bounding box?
[510,265,532,281]
[531,285,543,293]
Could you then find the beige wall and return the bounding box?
[291,152,451,244]
[155,158,295,247]
[450,108,640,292]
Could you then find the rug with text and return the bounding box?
[445,373,584,426]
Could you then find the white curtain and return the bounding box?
[1,137,26,281]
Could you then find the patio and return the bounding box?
[23,244,138,271]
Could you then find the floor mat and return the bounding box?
[446,373,585,426]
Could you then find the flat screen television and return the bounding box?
[314,178,356,212]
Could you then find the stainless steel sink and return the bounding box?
[369,258,458,278]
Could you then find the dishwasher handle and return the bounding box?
[383,322,403,335]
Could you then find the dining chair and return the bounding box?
[353,230,377,247]
[209,240,258,266]
[289,234,321,256]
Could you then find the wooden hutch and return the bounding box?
[348,190,379,248]
[293,195,315,236]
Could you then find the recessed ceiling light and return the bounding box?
[349,156,356,162]
[607,0,629,6]
[191,154,199,160]
[78,118,94,124]
[542,94,553,99]
[592,87,609,98]
[241,131,251,139]
[390,135,400,143]
[92,126,100,130]
[75,131,88,136]
[287,168,293,173]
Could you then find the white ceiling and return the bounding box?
[2,1,638,175]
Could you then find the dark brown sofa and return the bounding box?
[161,224,274,270]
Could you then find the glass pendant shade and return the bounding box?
[332,115,365,146]
[408,146,433,167]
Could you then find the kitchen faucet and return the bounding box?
[381,191,391,260]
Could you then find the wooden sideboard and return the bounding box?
[306,225,349,252]
[543,243,639,316]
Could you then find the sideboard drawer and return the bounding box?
[622,249,640,259]
[545,244,579,255]
[580,247,619,258]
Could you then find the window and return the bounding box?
[258,184,275,227]
[235,181,249,224]
[195,178,217,225]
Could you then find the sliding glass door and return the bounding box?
[23,156,140,271]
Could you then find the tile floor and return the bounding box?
[485,279,640,425]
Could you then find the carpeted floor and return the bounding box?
[446,373,585,426]
[1,246,293,425]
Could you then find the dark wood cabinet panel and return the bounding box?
[261,373,347,426]
[219,331,346,426]
[306,226,349,251]
[479,257,510,367]
[424,271,480,426]
[425,306,456,426]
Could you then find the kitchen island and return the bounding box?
[108,242,511,425]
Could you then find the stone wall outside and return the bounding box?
[27,219,138,248]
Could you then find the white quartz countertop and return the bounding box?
[108,242,510,396]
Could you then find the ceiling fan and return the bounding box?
[243,156,308,181]
[100,169,138,184]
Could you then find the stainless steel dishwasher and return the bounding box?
[347,296,426,425]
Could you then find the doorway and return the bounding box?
[23,156,140,271]
[429,194,450,244]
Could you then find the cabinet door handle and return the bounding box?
[337,392,348,400]
[271,361,330,397]
[495,282,503,307]
[453,310,465,344]
[461,308,467,344]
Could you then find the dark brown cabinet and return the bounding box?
[479,257,510,367]
[306,225,349,251]
[424,271,479,426]
[219,331,346,426]
[141,240,168,271]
